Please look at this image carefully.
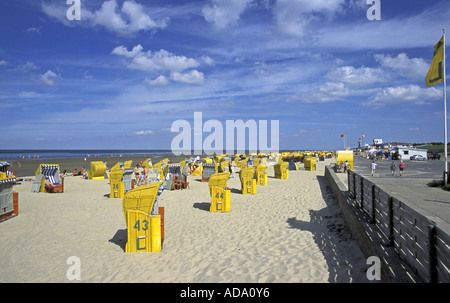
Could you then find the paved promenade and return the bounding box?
[336,155,450,234]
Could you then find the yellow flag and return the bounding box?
[425,35,444,87]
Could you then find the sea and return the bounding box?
[0,149,174,161]
[0,149,299,162]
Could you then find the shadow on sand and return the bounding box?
[286,176,370,283]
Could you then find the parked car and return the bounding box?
[410,155,426,161]
[428,152,441,160]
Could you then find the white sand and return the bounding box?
[0,159,368,283]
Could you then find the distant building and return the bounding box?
[394,147,427,160]
[373,139,383,145]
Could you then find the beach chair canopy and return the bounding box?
[38,164,61,184]
[0,162,11,172]
[208,172,230,196]
[122,181,163,225]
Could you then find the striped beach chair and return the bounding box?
[0,162,18,222]
[34,164,64,193]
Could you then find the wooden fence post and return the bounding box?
[427,223,437,283]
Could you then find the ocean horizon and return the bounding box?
[0,148,319,161]
[0,149,173,161]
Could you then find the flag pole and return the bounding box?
[444,28,448,184]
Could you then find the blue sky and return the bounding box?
[0,0,449,151]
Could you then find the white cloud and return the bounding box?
[143,75,169,86]
[112,45,200,72]
[26,27,42,34]
[42,0,168,36]
[134,130,154,135]
[15,61,38,72]
[363,85,441,107]
[301,82,350,103]
[201,56,215,65]
[326,65,386,86]
[170,70,205,85]
[202,0,254,29]
[374,53,430,79]
[272,0,346,37]
[0,60,7,66]
[40,70,59,86]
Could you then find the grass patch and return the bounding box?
[427,179,450,191]
[427,180,444,187]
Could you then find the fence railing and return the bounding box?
[347,169,450,283]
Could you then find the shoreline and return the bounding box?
[8,154,193,178]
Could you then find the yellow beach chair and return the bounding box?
[0,162,19,222]
[122,182,164,253]
[304,157,317,171]
[254,165,267,185]
[239,166,256,195]
[87,161,107,180]
[274,161,289,179]
[208,172,230,212]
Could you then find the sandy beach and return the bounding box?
[0,158,369,283]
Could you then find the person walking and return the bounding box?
[371,161,377,176]
[390,161,396,176]
[399,160,405,176]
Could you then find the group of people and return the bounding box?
[134,161,149,186]
[371,160,405,176]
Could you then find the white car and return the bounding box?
[410,155,426,161]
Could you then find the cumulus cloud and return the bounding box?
[374,53,430,79]
[301,82,350,103]
[362,85,441,107]
[143,75,170,86]
[170,70,204,85]
[40,70,59,86]
[42,0,168,36]
[202,0,254,29]
[326,65,386,86]
[112,45,200,72]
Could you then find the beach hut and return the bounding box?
[0,162,18,222]
[88,161,107,180]
[208,172,231,212]
[32,164,64,193]
[122,182,164,253]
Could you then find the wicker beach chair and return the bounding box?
[239,166,256,194]
[34,164,64,193]
[274,161,289,179]
[208,172,231,212]
[122,181,164,253]
[88,161,107,180]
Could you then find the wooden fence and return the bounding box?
[347,169,450,283]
